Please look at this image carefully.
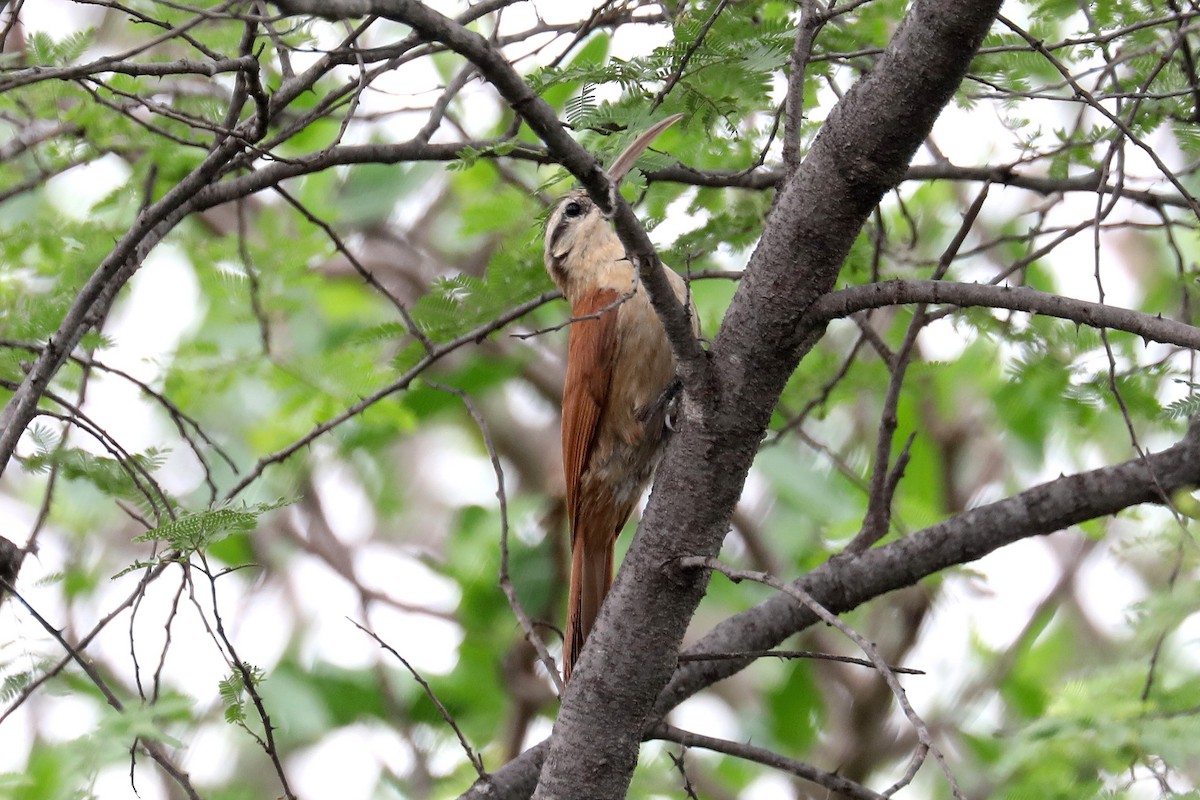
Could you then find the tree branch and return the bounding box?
[464,422,1200,798]
[643,161,1198,211]
[527,1,1005,797]
[0,29,276,477]
[804,279,1200,350]
[651,723,887,800]
[678,556,962,797]
[270,0,708,388]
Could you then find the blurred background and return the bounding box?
[2,1,1200,798]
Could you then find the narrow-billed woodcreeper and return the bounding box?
[542,114,697,681]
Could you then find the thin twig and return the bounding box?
[509,282,636,340]
[237,198,273,356]
[222,290,561,500]
[652,723,888,800]
[648,0,732,112]
[351,618,488,778]
[849,184,990,552]
[1,584,203,800]
[677,556,963,800]
[272,185,434,352]
[429,382,565,696]
[677,648,924,674]
[197,553,297,799]
[667,748,701,800]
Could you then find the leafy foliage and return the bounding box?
[132,500,292,555]
[2,0,1200,799]
[219,664,268,726]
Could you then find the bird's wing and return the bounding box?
[561,288,621,541]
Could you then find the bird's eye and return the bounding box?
[563,200,584,218]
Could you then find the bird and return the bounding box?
[542,114,698,681]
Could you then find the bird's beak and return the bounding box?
[605,113,685,185]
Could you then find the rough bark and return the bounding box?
[245,0,1003,796]
[531,1,1005,797]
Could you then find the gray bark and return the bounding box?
[530,0,1006,797]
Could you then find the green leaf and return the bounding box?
[131,499,292,554]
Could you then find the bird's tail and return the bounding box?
[563,532,614,682]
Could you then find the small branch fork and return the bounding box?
[850,183,989,552]
[676,556,964,800]
[0,580,203,800]
[188,554,298,800]
[651,723,888,800]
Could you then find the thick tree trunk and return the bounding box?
[530,1,1005,797]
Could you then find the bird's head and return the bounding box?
[543,114,683,299]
